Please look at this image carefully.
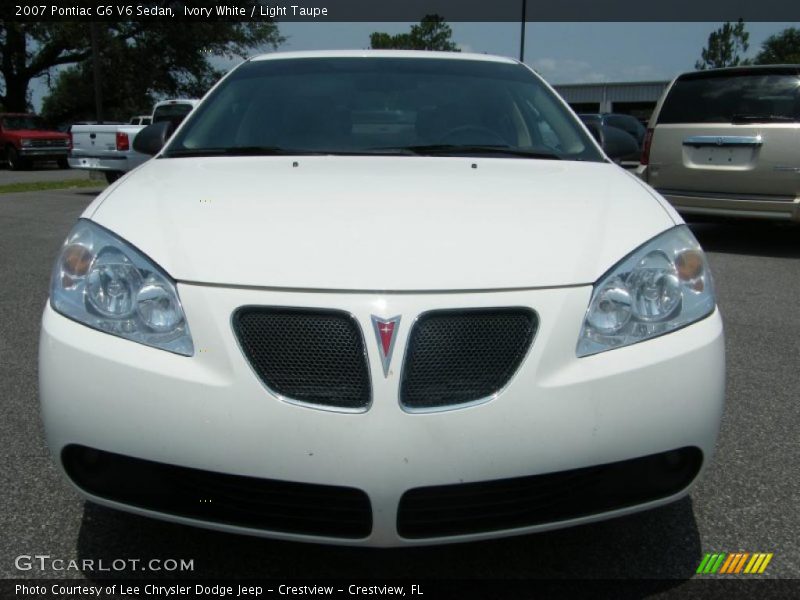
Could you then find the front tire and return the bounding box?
[104,171,122,184]
[7,146,28,170]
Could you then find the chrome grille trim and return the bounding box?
[232,306,372,413]
[399,307,538,412]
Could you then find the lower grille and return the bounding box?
[63,445,372,539]
[397,447,702,538]
[30,139,67,148]
[233,307,371,410]
[400,308,537,410]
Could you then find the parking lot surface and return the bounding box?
[0,188,798,589]
[0,164,92,186]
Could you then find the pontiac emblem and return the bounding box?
[371,315,401,377]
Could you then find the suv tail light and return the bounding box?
[640,128,654,166]
[116,132,129,152]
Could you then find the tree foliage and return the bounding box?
[753,27,800,64]
[40,34,156,124]
[695,19,750,70]
[0,23,92,111]
[370,15,460,52]
[0,20,283,120]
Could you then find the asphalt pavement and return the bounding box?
[0,163,91,185]
[0,187,798,594]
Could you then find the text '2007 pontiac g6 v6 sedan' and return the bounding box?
[40,51,724,547]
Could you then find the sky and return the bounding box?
[29,21,800,111]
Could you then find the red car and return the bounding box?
[0,113,70,170]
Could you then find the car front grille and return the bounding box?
[399,308,537,410]
[29,139,67,148]
[62,445,372,539]
[233,307,371,410]
[397,447,703,538]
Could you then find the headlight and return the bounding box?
[577,225,715,357]
[20,139,32,147]
[50,219,193,356]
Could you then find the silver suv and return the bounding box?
[638,65,800,222]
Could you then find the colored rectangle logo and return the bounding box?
[698,552,773,575]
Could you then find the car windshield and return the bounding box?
[658,70,800,124]
[3,116,47,131]
[165,57,602,161]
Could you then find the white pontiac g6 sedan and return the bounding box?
[39,51,725,546]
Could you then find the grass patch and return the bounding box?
[0,178,106,194]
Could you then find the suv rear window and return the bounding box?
[658,70,800,124]
[152,104,193,126]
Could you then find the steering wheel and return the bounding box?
[437,125,509,146]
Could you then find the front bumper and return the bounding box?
[19,147,67,158]
[39,284,725,546]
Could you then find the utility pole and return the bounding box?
[519,0,527,62]
[90,22,104,123]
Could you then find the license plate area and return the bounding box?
[682,144,757,169]
[682,135,762,170]
[78,157,101,169]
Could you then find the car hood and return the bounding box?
[88,156,674,291]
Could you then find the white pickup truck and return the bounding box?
[69,99,198,183]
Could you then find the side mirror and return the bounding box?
[585,121,604,145]
[133,121,175,156]
[585,122,640,163]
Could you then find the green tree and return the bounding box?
[753,27,800,64]
[0,24,90,111]
[40,36,154,124]
[370,32,413,50]
[695,19,750,70]
[1,19,283,116]
[370,15,460,52]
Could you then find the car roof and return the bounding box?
[248,50,519,65]
[677,64,800,80]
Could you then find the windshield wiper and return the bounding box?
[371,144,562,159]
[164,146,422,158]
[164,146,325,157]
[165,145,564,159]
[731,114,797,123]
